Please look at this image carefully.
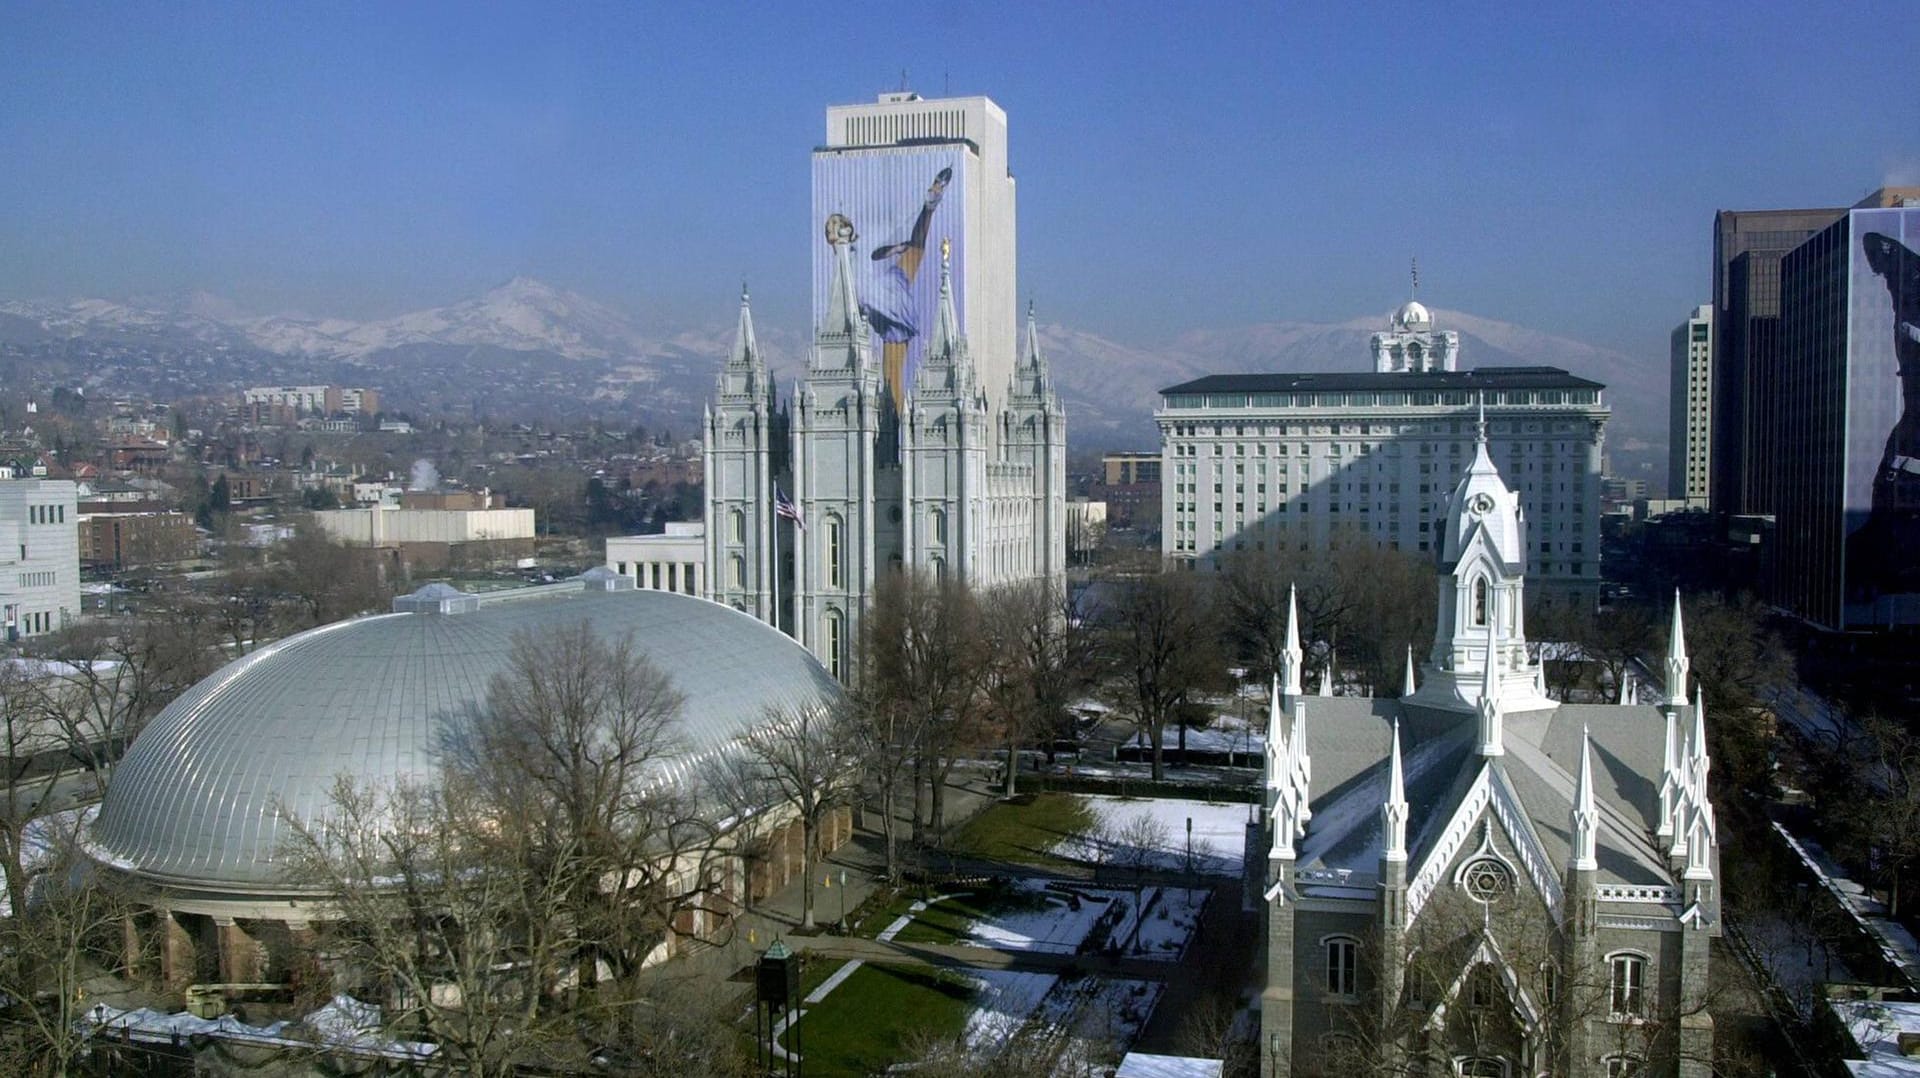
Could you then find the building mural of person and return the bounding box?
[819,165,951,408]
[1849,228,1920,603]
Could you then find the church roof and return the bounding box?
[1288,695,1682,893]
[1161,366,1601,397]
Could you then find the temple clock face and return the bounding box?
[1468,493,1496,516]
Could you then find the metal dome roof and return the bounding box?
[89,579,839,893]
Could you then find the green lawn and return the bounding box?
[784,962,975,1073]
[949,792,1093,867]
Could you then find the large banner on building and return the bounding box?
[812,145,969,408]
[1844,206,1920,623]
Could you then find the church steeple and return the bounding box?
[1382,720,1408,862]
[1571,726,1598,871]
[1665,589,1690,706]
[928,247,961,362]
[1476,618,1504,756]
[732,283,760,367]
[1280,584,1303,699]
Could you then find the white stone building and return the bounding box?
[606,521,706,596]
[0,478,81,641]
[1159,302,1609,606]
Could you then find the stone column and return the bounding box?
[215,919,260,984]
[159,912,195,990]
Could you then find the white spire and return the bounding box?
[1280,584,1303,698]
[1319,660,1335,698]
[1383,720,1408,862]
[731,283,760,367]
[1571,725,1598,871]
[1477,618,1504,756]
[823,232,864,340]
[1474,614,1505,757]
[929,251,961,359]
[1622,677,1637,707]
[1263,674,1285,790]
[1657,706,1681,839]
[1402,644,1417,698]
[1665,589,1690,706]
[1689,684,1711,801]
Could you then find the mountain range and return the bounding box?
[0,278,1669,470]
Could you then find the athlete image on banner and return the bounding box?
[813,148,966,413]
[1847,225,1920,608]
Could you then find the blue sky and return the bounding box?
[2,1,1915,360]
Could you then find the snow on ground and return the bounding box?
[1773,820,1920,989]
[1129,888,1207,960]
[85,995,436,1060]
[1053,796,1250,876]
[0,807,88,916]
[965,879,1113,954]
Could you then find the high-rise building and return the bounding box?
[707,94,1065,679]
[1763,195,1920,629]
[1709,206,1844,515]
[1669,304,1713,506]
[814,93,1017,414]
[0,478,81,640]
[1158,303,1609,606]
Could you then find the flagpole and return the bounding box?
[772,508,782,636]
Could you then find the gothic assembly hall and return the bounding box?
[1254,414,1718,1078]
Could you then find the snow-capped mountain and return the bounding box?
[0,283,1668,457]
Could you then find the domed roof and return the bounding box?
[90,580,839,893]
[1395,300,1433,328]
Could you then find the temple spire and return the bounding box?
[1658,705,1681,839]
[1665,589,1690,706]
[732,283,760,366]
[822,231,866,344]
[1571,725,1598,871]
[929,244,961,359]
[1383,720,1408,862]
[1319,660,1335,698]
[1402,644,1417,698]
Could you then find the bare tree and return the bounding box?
[981,579,1093,798]
[738,700,860,931]
[1097,565,1227,780]
[282,622,742,1073]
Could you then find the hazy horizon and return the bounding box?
[4,2,1916,365]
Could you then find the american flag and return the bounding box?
[774,485,806,530]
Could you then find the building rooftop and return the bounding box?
[1160,366,1604,397]
[89,575,839,894]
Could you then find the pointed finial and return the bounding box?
[1665,589,1690,706]
[1572,725,1598,871]
[1280,584,1303,698]
[1411,255,1419,299]
[941,236,951,267]
[1383,719,1408,862]
[1319,660,1335,698]
[1403,644,1417,698]
[1477,617,1504,757]
[1475,392,1488,446]
[741,280,750,304]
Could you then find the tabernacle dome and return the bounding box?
[89,571,840,904]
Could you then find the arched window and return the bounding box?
[1323,936,1357,998]
[930,555,945,583]
[729,508,745,545]
[1471,576,1490,626]
[825,515,844,589]
[1608,952,1647,1016]
[729,555,746,591]
[824,609,845,680]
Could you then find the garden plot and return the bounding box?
[1052,795,1251,876]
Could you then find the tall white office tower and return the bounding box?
[1670,304,1713,506]
[706,94,1065,680]
[813,93,1017,417]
